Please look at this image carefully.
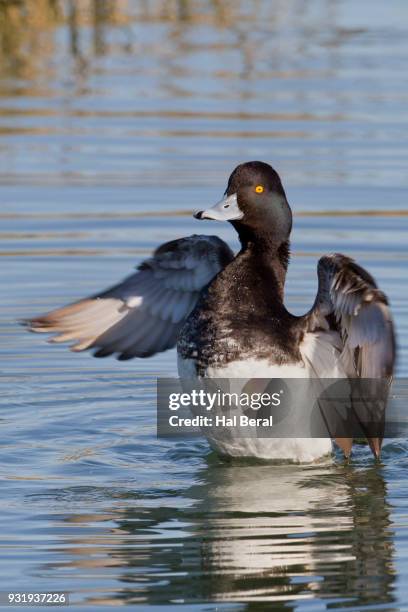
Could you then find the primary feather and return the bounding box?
[23,235,234,360]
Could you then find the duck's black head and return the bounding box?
[195,161,292,251]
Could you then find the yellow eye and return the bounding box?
[255,185,264,193]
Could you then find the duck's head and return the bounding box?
[194,161,292,248]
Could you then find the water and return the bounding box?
[0,0,408,609]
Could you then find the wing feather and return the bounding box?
[22,235,234,360]
[302,253,396,458]
[305,253,395,379]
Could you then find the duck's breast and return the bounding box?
[177,354,334,463]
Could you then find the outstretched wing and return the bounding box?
[303,253,396,458]
[23,235,234,360]
[305,253,395,379]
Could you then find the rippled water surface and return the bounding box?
[1,1,408,609]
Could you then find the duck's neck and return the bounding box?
[236,229,290,304]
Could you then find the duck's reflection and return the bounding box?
[58,458,395,607]
[176,461,395,605]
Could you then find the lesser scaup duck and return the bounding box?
[24,161,395,462]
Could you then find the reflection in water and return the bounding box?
[55,462,395,607]
[1,0,407,188]
[0,0,125,79]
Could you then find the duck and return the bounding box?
[24,161,396,463]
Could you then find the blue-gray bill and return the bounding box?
[194,193,243,221]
